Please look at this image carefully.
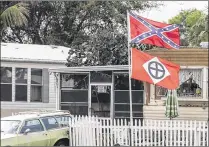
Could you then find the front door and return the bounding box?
[90,84,112,118]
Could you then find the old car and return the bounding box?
[1,110,71,146]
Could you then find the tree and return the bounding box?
[168,9,207,46]
[2,1,162,66]
[0,2,29,40]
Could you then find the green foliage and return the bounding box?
[169,9,203,27]
[0,2,29,40]
[188,13,208,46]
[168,9,208,46]
[1,2,29,28]
[2,1,161,66]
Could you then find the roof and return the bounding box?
[145,48,208,66]
[1,114,40,121]
[1,43,70,64]
[1,110,71,121]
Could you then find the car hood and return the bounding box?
[1,133,16,139]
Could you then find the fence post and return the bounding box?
[128,121,132,146]
[194,121,200,146]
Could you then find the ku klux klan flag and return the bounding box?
[128,11,180,50]
[131,48,180,90]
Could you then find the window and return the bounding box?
[31,69,42,102]
[114,73,144,90]
[61,73,88,89]
[0,67,12,101]
[20,119,44,133]
[60,73,89,115]
[1,120,21,134]
[156,68,203,99]
[179,69,202,97]
[114,73,144,119]
[90,71,112,83]
[15,68,27,101]
[40,117,59,130]
[61,104,88,115]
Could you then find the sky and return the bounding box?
[140,1,208,23]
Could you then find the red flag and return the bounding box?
[131,48,180,90]
[128,11,180,50]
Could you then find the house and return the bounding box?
[144,48,208,120]
[1,43,70,117]
[49,47,208,121]
[1,43,208,121]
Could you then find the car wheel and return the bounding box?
[55,140,69,146]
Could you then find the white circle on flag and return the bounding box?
[143,57,170,84]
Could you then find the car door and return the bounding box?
[17,119,49,146]
[40,116,69,146]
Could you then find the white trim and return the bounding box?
[60,72,90,74]
[1,58,67,64]
[90,83,112,86]
[154,66,208,102]
[89,83,113,118]
[60,88,88,91]
[114,90,144,91]
[27,68,31,103]
[60,102,89,104]
[111,71,114,119]
[180,66,206,69]
[202,67,207,99]
[12,67,15,102]
[2,66,45,103]
[113,71,129,74]
[88,72,91,116]
[57,73,61,110]
[161,97,208,101]
[31,68,43,86]
[150,84,155,102]
[49,65,208,73]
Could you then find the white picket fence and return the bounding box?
[69,116,208,146]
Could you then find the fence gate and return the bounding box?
[69,116,208,146]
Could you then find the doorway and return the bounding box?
[89,84,112,118]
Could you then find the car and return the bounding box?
[1,110,72,146]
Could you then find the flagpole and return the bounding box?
[127,10,133,124]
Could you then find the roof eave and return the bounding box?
[1,58,67,64]
[49,65,129,73]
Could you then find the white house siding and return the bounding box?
[1,61,66,117]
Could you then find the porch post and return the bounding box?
[202,67,207,99]
[88,72,91,116]
[55,73,60,110]
[110,71,114,119]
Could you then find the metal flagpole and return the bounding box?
[127,10,133,124]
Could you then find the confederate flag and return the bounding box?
[128,11,180,50]
[131,48,180,90]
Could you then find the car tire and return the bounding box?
[55,140,69,146]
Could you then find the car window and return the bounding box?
[41,117,59,130]
[20,119,44,134]
[1,120,21,134]
[55,115,71,127]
